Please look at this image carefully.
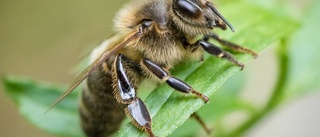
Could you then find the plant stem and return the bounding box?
[225,39,289,137]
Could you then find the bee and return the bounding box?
[50,0,257,136]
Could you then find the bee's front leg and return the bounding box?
[208,33,258,57]
[182,37,245,70]
[113,54,154,137]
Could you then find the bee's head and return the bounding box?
[171,0,234,35]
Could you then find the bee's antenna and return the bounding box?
[207,3,235,32]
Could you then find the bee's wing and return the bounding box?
[46,30,142,113]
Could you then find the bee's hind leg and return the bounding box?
[113,54,154,137]
[191,112,213,135]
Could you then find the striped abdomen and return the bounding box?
[79,64,125,137]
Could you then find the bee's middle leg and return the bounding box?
[141,58,209,103]
[141,58,211,134]
[113,54,154,137]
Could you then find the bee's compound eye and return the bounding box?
[175,0,202,19]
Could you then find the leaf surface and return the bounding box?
[3,75,84,137]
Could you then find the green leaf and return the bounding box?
[117,1,299,137]
[3,75,84,137]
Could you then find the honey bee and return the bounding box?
[50,0,257,136]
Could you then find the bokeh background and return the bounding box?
[1,0,319,137]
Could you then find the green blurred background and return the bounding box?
[1,0,320,137]
[0,1,127,136]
